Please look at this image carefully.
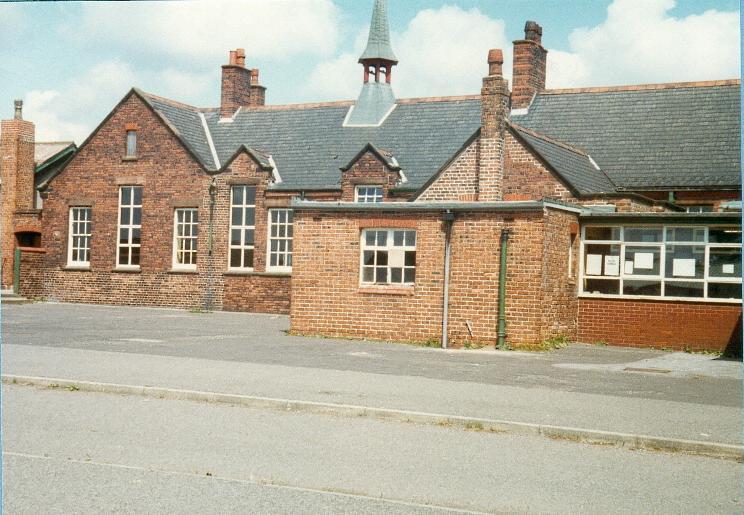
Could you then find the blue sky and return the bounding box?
[0,0,739,142]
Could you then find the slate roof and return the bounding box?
[203,98,482,191]
[136,80,740,195]
[34,142,74,165]
[512,81,741,191]
[140,92,218,170]
[509,124,617,195]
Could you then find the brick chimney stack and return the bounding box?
[478,49,509,201]
[1,100,36,288]
[220,48,266,118]
[511,21,547,110]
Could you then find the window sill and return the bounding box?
[168,268,197,274]
[122,156,138,162]
[358,285,415,296]
[63,265,91,271]
[112,266,141,273]
[224,270,292,277]
[578,293,742,305]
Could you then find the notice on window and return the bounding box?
[634,252,654,270]
[604,255,620,276]
[722,264,735,274]
[586,254,603,276]
[624,261,634,275]
[672,258,696,277]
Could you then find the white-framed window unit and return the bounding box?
[360,229,416,285]
[126,130,137,157]
[355,185,383,203]
[67,207,92,267]
[267,208,293,272]
[172,208,198,270]
[117,186,142,268]
[229,185,256,270]
[580,224,742,301]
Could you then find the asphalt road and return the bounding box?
[3,384,742,514]
[2,302,741,407]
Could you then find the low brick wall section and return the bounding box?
[578,297,742,352]
[223,274,291,314]
[18,248,46,298]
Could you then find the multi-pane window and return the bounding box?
[229,186,256,269]
[173,208,198,270]
[126,130,137,157]
[580,225,742,300]
[355,185,383,203]
[117,186,142,267]
[361,229,416,285]
[268,209,293,270]
[67,207,92,266]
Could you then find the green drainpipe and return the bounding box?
[497,229,511,349]
[13,247,21,294]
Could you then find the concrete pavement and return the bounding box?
[4,384,742,514]
[2,303,741,447]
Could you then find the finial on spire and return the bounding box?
[359,0,397,64]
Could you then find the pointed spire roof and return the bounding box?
[359,0,398,64]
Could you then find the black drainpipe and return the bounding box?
[203,178,217,311]
[441,210,455,349]
[497,228,511,349]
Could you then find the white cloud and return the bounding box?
[23,90,89,143]
[547,0,740,88]
[306,5,508,100]
[78,0,340,65]
[23,60,214,143]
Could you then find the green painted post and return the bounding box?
[13,247,21,294]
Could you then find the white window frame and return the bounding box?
[359,228,416,286]
[355,185,384,203]
[67,207,92,268]
[266,208,293,272]
[126,130,137,157]
[172,208,198,271]
[117,186,142,269]
[228,185,256,270]
[579,224,742,303]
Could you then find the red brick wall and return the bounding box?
[578,298,742,351]
[503,131,574,201]
[38,92,292,314]
[290,207,580,346]
[639,190,740,211]
[224,274,291,314]
[18,248,45,298]
[511,39,547,109]
[479,72,509,201]
[1,117,35,289]
[416,139,479,202]
[340,151,403,201]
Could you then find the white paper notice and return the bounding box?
[672,258,696,277]
[586,254,603,276]
[722,264,735,274]
[634,252,654,269]
[624,261,634,275]
[604,255,620,276]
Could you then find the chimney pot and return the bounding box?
[235,48,246,67]
[14,99,22,120]
[250,69,259,85]
[524,21,542,44]
[229,50,237,65]
[487,49,504,76]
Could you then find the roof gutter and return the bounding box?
[290,199,582,214]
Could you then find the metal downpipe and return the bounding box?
[441,211,455,349]
[497,228,511,349]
